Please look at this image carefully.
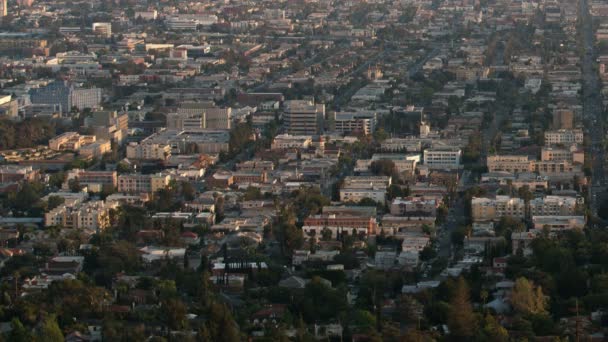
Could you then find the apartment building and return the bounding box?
[486,155,530,173]
[390,197,439,217]
[126,142,172,160]
[45,200,114,232]
[284,100,325,135]
[530,160,583,179]
[117,173,171,194]
[423,147,462,169]
[302,214,378,238]
[471,196,525,222]
[529,196,578,216]
[544,129,583,146]
[540,147,584,164]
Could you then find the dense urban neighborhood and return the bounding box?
[0,0,608,340]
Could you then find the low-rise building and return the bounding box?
[471,196,525,222]
[117,173,171,194]
[423,146,462,169]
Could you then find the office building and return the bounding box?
[284,100,325,135]
[29,81,102,114]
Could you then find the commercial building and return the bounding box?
[333,111,377,135]
[284,100,325,135]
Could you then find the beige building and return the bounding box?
[117,173,171,194]
[126,142,172,160]
[540,147,584,164]
[486,155,530,173]
[529,196,578,216]
[45,200,114,232]
[79,140,111,158]
[471,196,525,222]
[49,132,96,151]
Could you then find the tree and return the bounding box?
[447,277,476,338]
[36,315,64,342]
[46,195,65,210]
[370,159,396,177]
[163,298,188,330]
[510,277,547,315]
[478,314,509,341]
[9,318,31,342]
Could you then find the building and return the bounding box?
[65,169,117,191]
[126,142,172,160]
[271,134,313,150]
[302,214,378,238]
[117,173,171,194]
[79,140,111,158]
[45,201,114,232]
[140,129,229,154]
[423,147,462,169]
[529,196,579,216]
[92,23,112,38]
[0,0,6,17]
[532,216,585,231]
[340,176,390,203]
[49,132,96,151]
[553,108,574,129]
[176,103,232,129]
[284,100,325,135]
[29,81,101,114]
[529,160,583,180]
[333,111,377,135]
[486,155,530,173]
[471,196,525,222]
[390,197,439,217]
[544,129,583,146]
[540,147,584,164]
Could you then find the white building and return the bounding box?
[423,147,462,169]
